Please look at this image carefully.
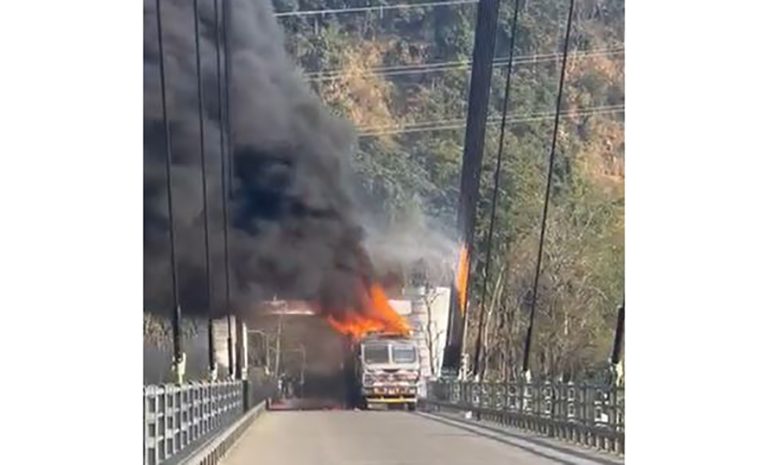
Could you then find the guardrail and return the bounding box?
[144,380,244,465]
[177,400,268,465]
[143,375,278,465]
[423,380,624,455]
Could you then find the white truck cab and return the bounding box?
[357,333,420,410]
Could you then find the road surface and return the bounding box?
[220,410,622,465]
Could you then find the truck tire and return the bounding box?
[407,403,416,412]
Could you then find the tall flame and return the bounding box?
[325,283,410,340]
[455,244,470,315]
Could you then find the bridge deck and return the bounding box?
[220,410,623,465]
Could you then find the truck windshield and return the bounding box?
[392,345,416,364]
[363,344,390,364]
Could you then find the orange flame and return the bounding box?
[455,244,469,315]
[325,283,410,341]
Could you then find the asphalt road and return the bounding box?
[220,410,623,465]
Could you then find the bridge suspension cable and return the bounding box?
[214,0,235,378]
[154,0,184,382]
[521,0,577,378]
[472,0,522,380]
[192,0,216,378]
[222,0,245,380]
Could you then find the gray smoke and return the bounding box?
[363,205,459,287]
[144,0,375,317]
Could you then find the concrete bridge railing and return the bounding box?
[422,379,624,455]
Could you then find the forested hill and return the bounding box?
[276,0,625,381]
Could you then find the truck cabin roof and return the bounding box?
[361,331,411,340]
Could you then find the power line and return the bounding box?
[154,0,183,378]
[357,104,624,136]
[472,0,521,381]
[274,0,478,18]
[521,0,577,377]
[305,48,624,81]
[312,48,623,81]
[192,0,215,377]
[358,105,624,132]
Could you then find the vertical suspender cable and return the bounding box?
[222,0,244,380]
[192,0,216,377]
[472,0,522,380]
[611,297,625,386]
[611,298,625,365]
[521,0,576,377]
[154,0,183,378]
[214,0,235,378]
[223,3,235,200]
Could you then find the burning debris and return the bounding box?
[143,0,409,326]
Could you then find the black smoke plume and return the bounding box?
[144,0,375,318]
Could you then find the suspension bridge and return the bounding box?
[144,0,624,464]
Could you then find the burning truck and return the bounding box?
[352,332,420,410]
[257,283,419,410]
[327,285,419,410]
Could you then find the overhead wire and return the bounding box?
[305,47,624,82]
[356,104,624,137]
[274,0,479,18]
